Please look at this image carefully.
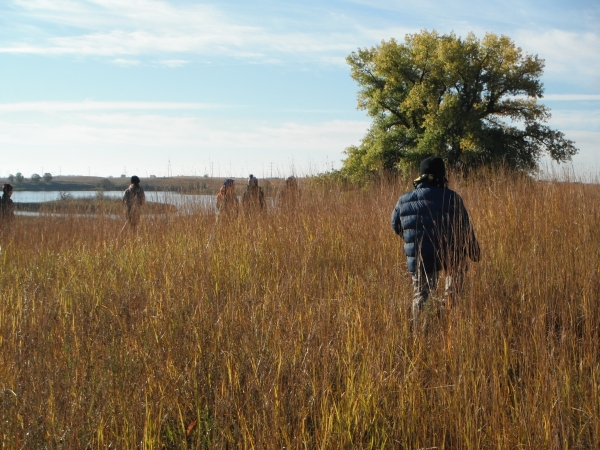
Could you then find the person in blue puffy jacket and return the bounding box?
[391,157,480,320]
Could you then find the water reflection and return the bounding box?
[16,211,121,220]
[12,191,276,218]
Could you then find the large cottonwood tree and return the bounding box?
[343,30,577,178]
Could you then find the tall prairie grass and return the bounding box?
[1,171,599,448]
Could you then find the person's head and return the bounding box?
[286,176,297,187]
[2,183,13,196]
[415,156,447,187]
[223,178,235,192]
[130,175,140,186]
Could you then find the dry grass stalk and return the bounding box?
[0,171,599,448]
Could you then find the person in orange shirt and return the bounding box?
[216,178,239,217]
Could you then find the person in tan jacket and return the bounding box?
[123,175,145,230]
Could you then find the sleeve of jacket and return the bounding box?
[391,200,403,236]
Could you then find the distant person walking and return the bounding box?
[277,176,299,209]
[391,157,480,321]
[242,174,265,214]
[216,178,239,217]
[123,176,145,230]
[0,183,14,223]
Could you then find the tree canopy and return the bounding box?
[342,30,577,178]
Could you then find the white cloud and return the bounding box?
[548,109,600,132]
[515,29,600,86]
[543,94,600,101]
[0,29,358,60]
[12,0,220,31]
[5,0,598,86]
[0,101,229,112]
[159,59,189,68]
[112,58,140,66]
[0,0,418,68]
[2,0,358,60]
[540,130,600,179]
[0,111,370,176]
[570,132,600,175]
[66,115,368,153]
[0,104,596,177]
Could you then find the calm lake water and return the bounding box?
[12,191,217,211]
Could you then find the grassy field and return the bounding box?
[1,171,599,448]
[15,198,177,215]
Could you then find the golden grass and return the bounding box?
[1,171,599,449]
[16,198,177,215]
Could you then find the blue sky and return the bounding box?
[1,0,598,178]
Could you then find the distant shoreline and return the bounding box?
[1,175,285,196]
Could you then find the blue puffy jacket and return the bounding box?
[391,182,480,274]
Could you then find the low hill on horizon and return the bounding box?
[1,175,287,196]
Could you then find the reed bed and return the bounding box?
[1,171,599,449]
